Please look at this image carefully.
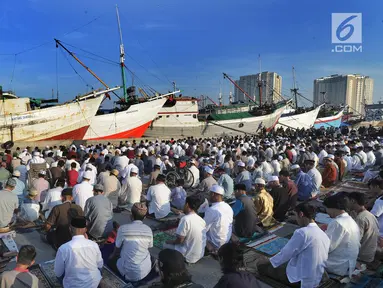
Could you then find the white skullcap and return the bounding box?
[238,161,246,167]
[291,164,300,170]
[254,178,266,185]
[33,151,40,156]
[115,149,121,154]
[210,184,224,195]
[268,175,279,183]
[131,167,139,174]
[121,147,127,152]
[83,171,93,179]
[205,166,214,174]
[39,170,46,175]
[300,148,306,152]
[326,154,335,160]
[278,155,283,161]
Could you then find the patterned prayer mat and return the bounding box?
[346,274,383,288]
[153,232,177,249]
[254,237,290,257]
[40,261,62,287]
[29,265,51,288]
[101,266,133,288]
[239,231,269,244]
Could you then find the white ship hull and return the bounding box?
[275,105,322,130]
[84,96,168,140]
[144,98,201,138]
[200,105,286,137]
[0,89,116,142]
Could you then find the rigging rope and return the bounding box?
[59,47,94,91]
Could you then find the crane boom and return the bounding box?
[223,73,256,104]
[205,95,219,107]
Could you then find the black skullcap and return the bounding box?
[158,249,187,275]
[234,183,247,191]
[71,216,86,228]
[62,188,73,197]
[156,174,166,182]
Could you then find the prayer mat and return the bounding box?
[239,231,269,244]
[153,232,176,249]
[246,234,278,248]
[147,212,183,222]
[348,274,383,288]
[40,261,62,287]
[254,237,289,257]
[101,266,133,288]
[272,223,299,239]
[29,265,51,288]
[328,273,350,284]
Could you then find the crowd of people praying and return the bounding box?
[0,127,383,287]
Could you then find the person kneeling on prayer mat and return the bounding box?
[347,192,379,264]
[18,188,40,224]
[45,188,84,249]
[321,157,337,188]
[150,249,204,288]
[267,176,290,222]
[146,174,172,219]
[257,203,330,287]
[54,216,103,288]
[0,245,43,288]
[232,183,263,238]
[323,194,360,278]
[204,184,233,254]
[253,178,275,227]
[84,184,114,240]
[108,203,157,284]
[214,243,262,288]
[164,195,207,264]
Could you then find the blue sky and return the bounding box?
[1,0,383,107]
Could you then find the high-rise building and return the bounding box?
[234,72,282,104]
[313,74,373,116]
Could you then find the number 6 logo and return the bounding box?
[336,15,357,42]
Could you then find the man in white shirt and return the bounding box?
[65,155,80,171]
[304,159,322,198]
[73,171,94,210]
[318,146,328,166]
[370,195,383,237]
[120,166,142,208]
[365,146,376,167]
[258,202,330,287]
[54,217,103,288]
[108,203,155,284]
[26,151,49,170]
[42,178,65,219]
[323,194,360,278]
[164,195,207,263]
[204,184,233,253]
[146,174,171,219]
[189,160,200,188]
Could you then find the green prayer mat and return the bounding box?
[153,232,177,249]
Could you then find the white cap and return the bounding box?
[254,178,266,185]
[39,170,46,175]
[131,167,139,174]
[300,148,306,152]
[238,161,245,167]
[33,151,40,156]
[278,155,283,161]
[210,184,224,195]
[174,155,179,159]
[115,149,121,154]
[83,171,93,180]
[13,170,21,177]
[268,175,279,183]
[291,164,300,170]
[205,166,214,174]
[326,154,335,160]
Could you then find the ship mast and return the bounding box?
[219,81,222,106]
[291,66,299,109]
[116,5,128,101]
[257,54,262,105]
